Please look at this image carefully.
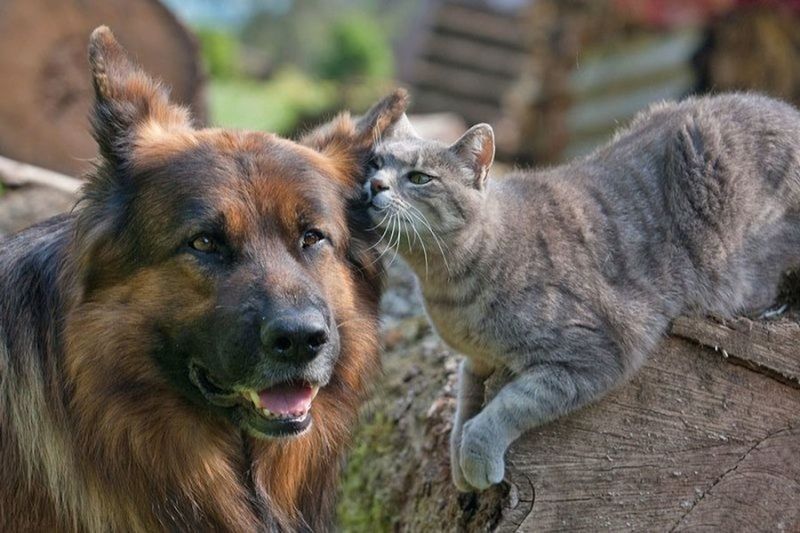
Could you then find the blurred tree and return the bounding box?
[316,12,393,82]
[196,28,241,79]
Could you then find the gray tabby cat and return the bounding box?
[363,93,800,492]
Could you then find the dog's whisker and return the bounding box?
[335,317,375,329]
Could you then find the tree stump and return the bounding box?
[338,265,800,532]
[0,0,206,176]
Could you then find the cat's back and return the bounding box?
[483,93,800,317]
[492,92,800,218]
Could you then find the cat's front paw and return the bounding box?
[450,426,473,492]
[459,419,506,490]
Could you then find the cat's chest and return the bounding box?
[422,293,500,360]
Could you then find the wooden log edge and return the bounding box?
[670,314,800,387]
[0,155,82,194]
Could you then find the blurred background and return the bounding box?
[0,0,799,229]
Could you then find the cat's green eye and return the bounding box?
[408,172,433,185]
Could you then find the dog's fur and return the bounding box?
[0,27,407,532]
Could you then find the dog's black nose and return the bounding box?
[260,309,329,363]
[370,178,390,196]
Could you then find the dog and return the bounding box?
[0,26,407,531]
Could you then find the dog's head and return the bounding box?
[68,27,407,440]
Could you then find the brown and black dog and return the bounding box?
[0,27,406,531]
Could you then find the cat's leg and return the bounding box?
[450,358,491,492]
[459,361,624,490]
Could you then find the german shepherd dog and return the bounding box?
[0,27,407,531]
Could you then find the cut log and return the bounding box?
[0,156,79,238]
[338,265,800,531]
[0,155,82,194]
[0,0,206,176]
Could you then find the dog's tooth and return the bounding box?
[261,408,274,418]
[311,386,320,400]
[247,390,260,407]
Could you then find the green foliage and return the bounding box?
[208,68,336,133]
[196,28,240,79]
[200,2,397,136]
[316,12,393,82]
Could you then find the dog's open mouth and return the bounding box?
[189,362,319,437]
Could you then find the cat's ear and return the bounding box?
[88,26,192,166]
[450,124,495,190]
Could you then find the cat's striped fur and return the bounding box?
[364,94,800,491]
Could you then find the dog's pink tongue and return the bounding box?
[258,384,313,415]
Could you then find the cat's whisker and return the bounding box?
[401,206,429,277]
[409,207,451,265]
[404,203,451,275]
[386,210,404,268]
[364,225,390,255]
[365,209,391,232]
[364,210,393,252]
[403,208,418,248]
[369,212,399,268]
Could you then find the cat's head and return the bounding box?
[363,114,495,245]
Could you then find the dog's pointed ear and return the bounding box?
[88,26,191,166]
[353,88,410,148]
[301,89,410,154]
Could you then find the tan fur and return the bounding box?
[0,26,407,531]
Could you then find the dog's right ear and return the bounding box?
[88,26,192,166]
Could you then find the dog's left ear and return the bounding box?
[88,26,192,166]
[353,88,410,148]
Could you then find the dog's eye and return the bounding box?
[190,235,218,253]
[408,171,432,185]
[302,229,325,249]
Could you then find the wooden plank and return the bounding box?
[671,315,800,385]
[413,87,501,125]
[433,4,524,50]
[414,59,513,104]
[423,33,527,78]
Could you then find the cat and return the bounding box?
[362,93,800,492]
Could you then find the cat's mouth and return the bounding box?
[367,194,393,212]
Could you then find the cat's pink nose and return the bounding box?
[370,178,390,195]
